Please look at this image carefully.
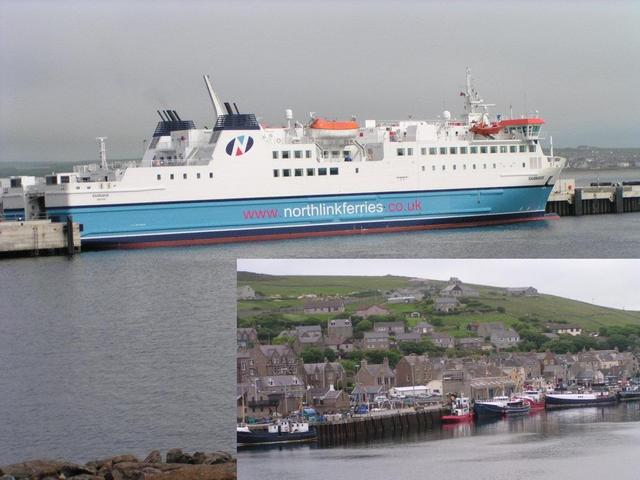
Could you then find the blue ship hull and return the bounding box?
[474,402,506,417]
[46,185,553,248]
[2,208,25,221]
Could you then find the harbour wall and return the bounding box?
[0,218,80,257]
[547,182,640,216]
[315,406,446,446]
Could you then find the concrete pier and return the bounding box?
[547,179,640,216]
[315,406,445,446]
[0,219,81,257]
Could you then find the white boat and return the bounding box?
[7,69,564,248]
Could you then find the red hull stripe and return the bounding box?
[104,214,556,250]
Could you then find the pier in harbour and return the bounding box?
[314,406,445,446]
[546,179,640,216]
[0,218,81,257]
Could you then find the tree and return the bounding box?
[355,319,372,333]
[301,347,324,363]
[322,348,337,362]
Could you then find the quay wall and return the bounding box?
[0,219,80,257]
[547,184,640,216]
[315,407,446,446]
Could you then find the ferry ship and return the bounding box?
[3,69,565,248]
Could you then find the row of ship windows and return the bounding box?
[156,172,214,180]
[422,162,527,171]
[398,144,536,156]
[273,150,313,159]
[273,167,340,177]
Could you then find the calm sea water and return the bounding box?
[238,404,640,480]
[0,250,236,465]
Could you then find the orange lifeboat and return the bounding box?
[470,122,503,137]
[309,118,359,139]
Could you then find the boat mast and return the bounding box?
[96,137,108,171]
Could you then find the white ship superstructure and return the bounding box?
[32,69,564,248]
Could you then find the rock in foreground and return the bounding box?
[0,450,236,480]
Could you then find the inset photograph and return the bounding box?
[237,259,640,480]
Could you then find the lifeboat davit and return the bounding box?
[308,118,359,139]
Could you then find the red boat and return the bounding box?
[470,117,545,137]
[515,390,545,410]
[442,396,474,423]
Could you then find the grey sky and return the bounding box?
[237,258,640,311]
[1,0,639,162]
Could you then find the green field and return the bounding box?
[238,273,640,333]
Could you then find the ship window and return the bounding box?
[295,168,303,176]
[272,151,279,159]
[519,145,527,152]
[356,168,359,173]
[472,164,476,169]
[523,162,526,168]
[490,146,497,153]
[429,147,437,155]
[442,165,446,171]
[323,151,329,158]
[439,147,446,155]
[283,169,291,177]
[407,148,413,156]
[432,165,436,171]
[493,163,496,169]
[319,168,327,176]
[331,151,340,158]
[282,151,290,159]
[500,146,507,153]
[510,145,517,153]
[453,164,457,170]
[209,172,213,178]
[273,169,279,177]
[305,150,312,158]
[460,147,467,154]
[422,166,425,171]
[397,148,405,156]
[470,146,478,154]
[421,147,427,155]
[480,146,488,154]
[183,173,187,179]
[197,173,201,179]
[61,176,70,183]
[305,168,314,176]
[529,145,536,152]
[170,174,174,180]
[463,164,467,170]
[294,150,302,159]
[483,164,487,169]
[449,147,457,154]
[330,167,339,175]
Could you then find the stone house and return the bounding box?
[472,322,507,338]
[294,325,324,349]
[256,375,306,416]
[440,278,479,297]
[303,298,345,314]
[490,328,521,349]
[237,327,258,349]
[413,321,435,335]
[546,323,583,336]
[433,297,460,312]
[354,304,391,318]
[325,337,355,353]
[351,384,386,404]
[395,354,433,387]
[303,360,346,390]
[355,358,395,389]
[506,287,538,296]
[363,331,390,350]
[373,321,405,336]
[395,332,422,343]
[305,387,350,414]
[243,344,303,383]
[429,332,455,349]
[327,318,353,340]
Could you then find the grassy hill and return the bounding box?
[237,273,640,332]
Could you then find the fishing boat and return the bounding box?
[237,420,317,447]
[617,385,640,402]
[442,396,474,423]
[545,391,618,409]
[474,396,531,417]
[6,68,565,248]
[515,390,545,410]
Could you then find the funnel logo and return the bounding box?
[225,135,254,156]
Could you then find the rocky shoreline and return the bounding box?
[0,449,236,480]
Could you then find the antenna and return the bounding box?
[96,137,108,171]
[550,136,554,157]
[203,74,224,121]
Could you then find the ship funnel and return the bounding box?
[203,74,224,121]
